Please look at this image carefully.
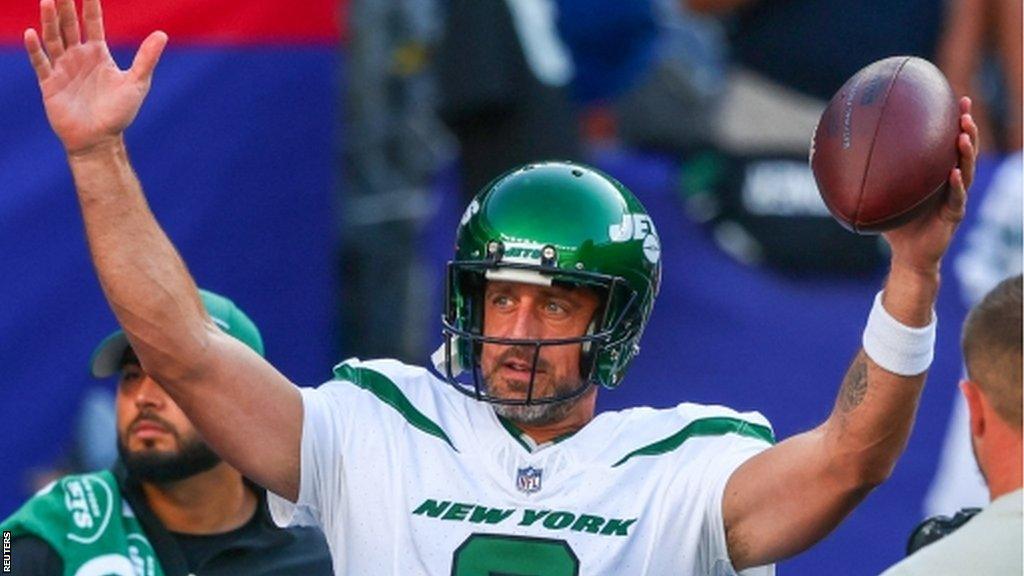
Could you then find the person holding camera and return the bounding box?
[882,275,1022,576]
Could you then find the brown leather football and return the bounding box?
[810,56,959,234]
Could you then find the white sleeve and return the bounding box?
[698,436,776,576]
[268,384,346,529]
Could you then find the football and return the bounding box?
[810,56,959,234]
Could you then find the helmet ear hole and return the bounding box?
[466,273,486,328]
[580,316,603,386]
[467,273,486,368]
[579,284,613,385]
[580,317,598,357]
[448,267,488,373]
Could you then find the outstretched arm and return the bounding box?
[722,99,980,570]
[25,0,302,501]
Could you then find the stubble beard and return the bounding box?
[492,397,580,426]
[485,373,587,426]
[482,346,590,426]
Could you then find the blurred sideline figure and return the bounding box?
[437,0,581,202]
[881,275,1023,576]
[1,290,333,576]
[341,0,451,363]
[683,0,944,272]
[925,152,1023,515]
[23,385,118,494]
[924,0,1023,517]
[937,0,1021,153]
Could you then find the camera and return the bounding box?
[906,508,983,555]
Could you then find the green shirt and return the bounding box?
[1,470,164,576]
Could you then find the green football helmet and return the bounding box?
[436,161,662,405]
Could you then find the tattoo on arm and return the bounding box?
[838,353,869,413]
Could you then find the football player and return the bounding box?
[23,0,979,573]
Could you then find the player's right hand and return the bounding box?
[23,0,167,155]
[882,97,979,277]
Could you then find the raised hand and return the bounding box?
[24,0,167,155]
[883,97,980,275]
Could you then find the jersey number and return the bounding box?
[451,533,580,576]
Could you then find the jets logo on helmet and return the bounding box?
[609,213,660,264]
[435,161,662,406]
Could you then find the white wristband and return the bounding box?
[862,291,937,376]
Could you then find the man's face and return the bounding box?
[479,281,601,424]
[115,358,220,483]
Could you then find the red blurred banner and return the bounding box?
[0,0,342,45]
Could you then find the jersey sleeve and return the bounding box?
[268,358,452,534]
[692,410,776,576]
[268,382,350,531]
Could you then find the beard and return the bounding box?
[491,393,583,426]
[483,347,588,425]
[118,422,221,483]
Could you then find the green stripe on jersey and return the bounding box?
[612,417,774,467]
[334,364,458,451]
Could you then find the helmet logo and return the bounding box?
[460,199,480,227]
[504,245,544,261]
[643,235,661,264]
[609,213,661,264]
[495,242,562,265]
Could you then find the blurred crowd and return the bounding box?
[338,0,1020,360]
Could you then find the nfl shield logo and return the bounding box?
[516,466,542,494]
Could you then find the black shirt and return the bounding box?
[171,508,265,571]
[9,467,333,576]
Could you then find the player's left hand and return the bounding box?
[882,97,979,274]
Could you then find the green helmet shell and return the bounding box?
[440,161,661,402]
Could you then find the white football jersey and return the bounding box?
[269,358,775,575]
